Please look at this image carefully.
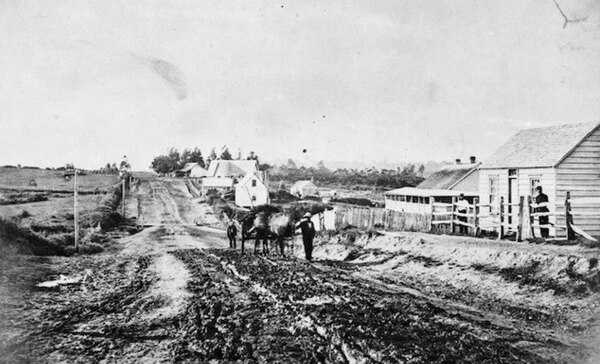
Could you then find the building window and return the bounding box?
[424,197,430,204]
[399,195,406,202]
[252,195,257,201]
[252,180,257,187]
[529,177,541,196]
[489,176,499,212]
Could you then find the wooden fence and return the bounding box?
[333,206,431,232]
[428,192,598,242]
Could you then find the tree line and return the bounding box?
[150,146,259,175]
[265,160,426,189]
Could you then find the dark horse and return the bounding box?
[240,211,294,255]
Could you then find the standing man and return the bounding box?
[296,212,316,261]
[227,221,238,249]
[456,194,469,234]
[534,186,550,238]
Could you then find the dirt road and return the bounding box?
[1,178,598,363]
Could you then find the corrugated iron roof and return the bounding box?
[417,163,479,190]
[481,121,600,169]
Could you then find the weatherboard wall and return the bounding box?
[555,127,600,238]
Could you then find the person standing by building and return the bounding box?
[227,221,238,249]
[296,212,316,261]
[456,194,470,234]
[534,186,550,238]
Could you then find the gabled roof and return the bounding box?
[180,162,199,172]
[417,163,480,190]
[482,121,600,169]
[207,160,258,177]
[384,187,478,197]
[291,180,317,190]
[236,171,266,187]
[203,177,234,187]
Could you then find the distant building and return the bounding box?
[479,121,600,238]
[290,180,318,198]
[207,160,259,178]
[176,163,207,178]
[384,157,480,213]
[235,171,270,207]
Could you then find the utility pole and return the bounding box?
[122,178,126,218]
[74,169,79,252]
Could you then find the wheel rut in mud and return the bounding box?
[169,249,572,363]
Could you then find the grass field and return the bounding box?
[0,167,118,192]
[0,195,104,223]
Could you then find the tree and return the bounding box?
[418,164,425,177]
[246,151,259,163]
[286,158,297,169]
[167,148,181,169]
[207,148,218,165]
[220,147,233,160]
[188,148,205,167]
[317,160,328,171]
[150,155,177,175]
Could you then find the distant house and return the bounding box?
[235,171,270,207]
[384,157,480,214]
[202,159,260,195]
[207,160,259,179]
[176,163,207,178]
[290,180,318,198]
[479,121,600,238]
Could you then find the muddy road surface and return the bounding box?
[1,178,598,363]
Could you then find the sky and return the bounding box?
[1,0,599,170]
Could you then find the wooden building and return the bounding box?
[176,163,207,178]
[479,121,600,238]
[384,158,480,213]
[235,171,270,207]
[290,180,318,198]
[207,160,259,179]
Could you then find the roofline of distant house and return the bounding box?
[479,165,554,170]
[447,162,481,189]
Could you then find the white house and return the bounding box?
[203,159,261,196]
[235,172,270,207]
[479,121,600,239]
[384,157,480,214]
[290,180,318,198]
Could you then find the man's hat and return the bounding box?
[303,212,312,218]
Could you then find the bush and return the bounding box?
[78,243,104,254]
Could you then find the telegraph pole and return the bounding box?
[122,177,126,217]
[74,168,79,252]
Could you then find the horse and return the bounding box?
[240,211,295,255]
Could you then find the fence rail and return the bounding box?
[427,191,595,242]
[331,191,596,242]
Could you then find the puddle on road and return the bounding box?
[36,269,93,288]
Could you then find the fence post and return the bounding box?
[473,197,479,237]
[517,196,524,242]
[429,198,434,232]
[498,196,504,240]
[565,191,575,240]
[450,197,456,234]
[527,196,535,239]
